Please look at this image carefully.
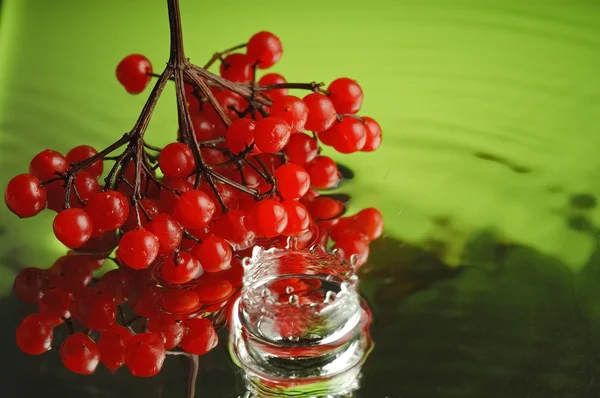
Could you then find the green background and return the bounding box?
[1,0,600,396]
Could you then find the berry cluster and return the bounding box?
[4,0,383,382]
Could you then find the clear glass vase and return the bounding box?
[229,243,373,397]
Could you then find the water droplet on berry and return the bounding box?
[288,294,299,306]
[285,236,298,250]
[242,257,252,268]
[260,288,271,298]
[285,286,294,294]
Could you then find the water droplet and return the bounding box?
[285,286,294,294]
[288,294,299,305]
[286,236,298,250]
[324,291,337,304]
[309,244,320,252]
[350,254,358,267]
[261,288,271,298]
[241,257,252,268]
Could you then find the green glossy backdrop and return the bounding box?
[1,0,600,396]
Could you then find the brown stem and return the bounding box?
[337,113,366,123]
[187,354,199,398]
[255,81,324,92]
[204,43,247,69]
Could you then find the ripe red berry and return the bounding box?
[98,269,129,305]
[307,156,340,189]
[125,332,166,377]
[220,53,254,83]
[212,209,255,249]
[269,95,308,133]
[211,89,248,120]
[13,267,49,303]
[5,174,47,218]
[191,113,226,141]
[38,287,72,325]
[70,171,102,206]
[53,208,93,249]
[160,288,202,315]
[190,236,232,272]
[334,237,370,268]
[249,199,287,238]
[253,117,291,153]
[158,142,196,179]
[281,200,310,236]
[274,164,311,200]
[116,54,152,94]
[303,93,337,132]
[353,207,384,241]
[361,117,382,151]
[73,287,116,331]
[16,314,53,355]
[225,118,256,154]
[118,228,160,270]
[180,318,218,355]
[284,133,318,166]
[29,149,68,180]
[195,277,234,304]
[247,31,283,69]
[98,325,133,373]
[258,73,288,101]
[146,214,183,256]
[122,198,160,231]
[59,333,101,375]
[159,179,193,214]
[309,196,345,220]
[159,251,203,285]
[66,145,103,178]
[329,117,367,154]
[327,78,363,114]
[48,255,93,293]
[86,190,129,231]
[147,314,185,349]
[173,189,216,230]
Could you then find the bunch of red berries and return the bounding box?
[5,25,383,379]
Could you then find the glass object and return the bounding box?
[229,244,373,397]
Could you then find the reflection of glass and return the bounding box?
[229,245,373,397]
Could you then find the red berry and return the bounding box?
[307,156,340,189]
[309,196,345,220]
[334,237,370,267]
[211,89,248,120]
[147,315,185,349]
[66,145,103,178]
[159,179,193,214]
[281,200,310,236]
[303,93,337,132]
[53,208,93,249]
[86,190,129,231]
[284,133,318,166]
[329,117,367,154]
[212,209,255,249]
[258,73,287,101]
[159,252,203,285]
[158,142,196,179]
[220,53,254,83]
[118,228,160,270]
[160,288,202,315]
[5,174,47,218]
[59,333,100,375]
[123,198,160,231]
[16,314,53,355]
[253,117,291,153]
[327,78,363,114]
[29,149,68,180]
[98,325,133,373]
[247,31,283,69]
[361,117,382,151]
[191,114,225,141]
[173,189,216,230]
[13,267,49,303]
[74,287,116,331]
[98,269,129,305]
[38,287,72,325]
[180,318,218,355]
[190,236,232,272]
[129,285,162,319]
[125,332,166,377]
[274,164,310,200]
[71,171,102,206]
[353,207,384,241]
[48,255,93,293]
[269,95,308,133]
[146,214,183,256]
[249,199,287,238]
[225,118,256,154]
[116,54,152,94]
